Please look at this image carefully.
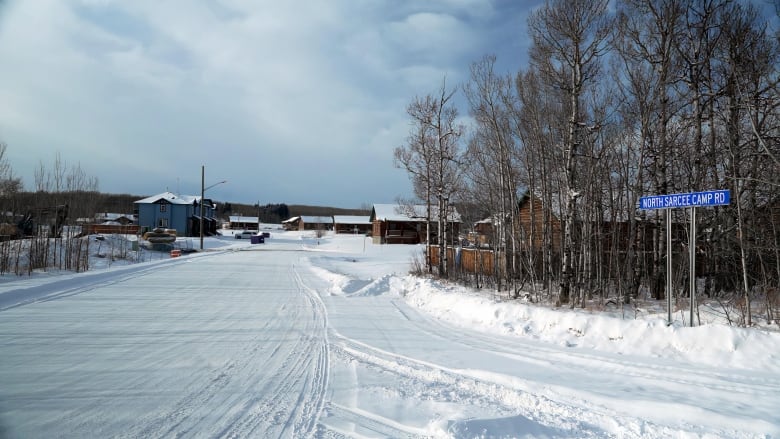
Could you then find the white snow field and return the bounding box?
[0,231,778,438]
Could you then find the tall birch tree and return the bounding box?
[528,0,612,304]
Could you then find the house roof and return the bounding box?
[333,215,371,224]
[96,213,136,221]
[372,204,422,221]
[300,216,333,224]
[282,216,300,224]
[371,204,461,222]
[229,215,259,223]
[135,191,201,205]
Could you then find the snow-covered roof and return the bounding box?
[135,191,200,205]
[333,215,371,224]
[372,204,423,222]
[475,215,506,226]
[300,216,333,224]
[229,215,259,223]
[96,213,136,221]
[282,216,300,224]
[371,204,461,222]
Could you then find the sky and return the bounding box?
[1,231,778,437]
[0,0,542,208]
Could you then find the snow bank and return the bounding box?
[388,275,780,373]
[299,232,780,375]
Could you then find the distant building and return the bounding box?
[470,192,561,250]
[94,213,137,225]
[370,203,461,244]
[77,212,139,235]
[282,216,333,231]
[333,215,371,234]
[228,215,260,231]
[134,191,217,237]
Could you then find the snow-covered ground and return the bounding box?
[0,230,777,438]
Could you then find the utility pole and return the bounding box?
[199,166,227,250]
[200,165,204,250]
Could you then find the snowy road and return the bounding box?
[0,235,777,438]
[0,247,332,438]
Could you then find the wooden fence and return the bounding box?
[81,224,140,235]
[429,245,499,276]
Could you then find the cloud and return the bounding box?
[0,0,541,207]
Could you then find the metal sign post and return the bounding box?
[638,190,730,326]
[666,209,672,325]
[689,207,696,326]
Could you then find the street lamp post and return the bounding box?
[199,165,227,250]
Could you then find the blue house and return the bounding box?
[134,191,217,237]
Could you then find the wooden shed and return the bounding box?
[370,204,461,245]
[299,216,333,231]
[282,216,300,231]
[471,193,562,250]
[516,192,562,250]
[333,215,371,234]
[229,215,260,231]
[283,216,333,231]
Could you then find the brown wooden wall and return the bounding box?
[372,220,422,244]
[83,224,140,235]
[335,223,371,234]
[471,196,562,250]
[517,195,561,249]
[429,245,497,276]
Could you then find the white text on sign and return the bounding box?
[639,190,730,210]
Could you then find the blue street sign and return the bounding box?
[639,190,730,210]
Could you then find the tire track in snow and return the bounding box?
[329,330,686,439]
[0,258,192,312]
[386,298,777,437]
[291,263,330,438]
[323,402,427,438]
[125,302,294,438]
[129,359,241,438]
[213,263,331,438]
[401,300,780,402]
[116,253,330,439]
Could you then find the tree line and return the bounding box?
[224,203,368,224]
[0,145,367,229]
[395,0,779,326]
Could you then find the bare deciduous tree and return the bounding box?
[528,0,612,305]
[464,55,529,295]
[391,0,780,325]
[395,95,437,273]
[395,79,464,278]
[0,141,23,216]
[615,0,688,302]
